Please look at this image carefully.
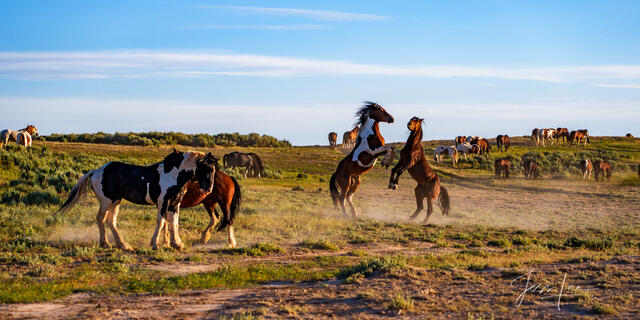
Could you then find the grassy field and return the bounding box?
[1,136,639,319]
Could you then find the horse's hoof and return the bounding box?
[119,243,134,252]
[388,183,398,190]
[100,242,112,249]
[171,243,184,251]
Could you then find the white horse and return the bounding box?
[455,142,478,159]
[434,146,458,167]
[16,132,32,147]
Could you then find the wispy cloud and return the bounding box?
[199,5,391,22]
[184,24,326,30]
[2,50,640,83]
[595,83,640,89]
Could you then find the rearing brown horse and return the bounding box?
[330,102,395,218]
[388,117,450,223]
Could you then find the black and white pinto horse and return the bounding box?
[59,149,217,251]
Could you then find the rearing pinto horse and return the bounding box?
[388,117,450,223]
[330,102,395,218]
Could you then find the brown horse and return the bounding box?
[470,138,491,154]
[531,128,540,147]
[494,159,511,179]
[496,134,511,152]
[523,159,540,180]
[593,160,611,181]
[579,159,593,180]
[342,126,359,149]
[626,133,634,138]
[578,129,590,144]
[569,130,587,146]
[455,136,466,145]
[388,117,450,223]
[555,128,569,144]
[330,102,394,218]
[178,169,242,248]
[328,132,338,149]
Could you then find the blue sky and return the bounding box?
[1,1,639,145]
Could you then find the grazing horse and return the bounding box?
[470,138,491,154]
[496,135,511,152]
[247,152,265,178]
[494,159,511,179]
[328,132,338,149]
[626,133,634,138]
[455,136,466,145]
[555,128,569,144]
[531,128,540,147]
[342,126,360,149]
[16,132,32,147]
[223,151,256,178]
[540,129,556,147]
[433,146,458,167]
[388,117,450,223]
[579,159,593,180]
[1,124,39,148]
[593,160,611,181]
[470,144,481,156]
[569,131,587,146]
[178,168,242,248]
[578,129,590,144]
[330,102,395,218]
[455,143,476,159]
[523,159,540,180]
[58,150,217,251]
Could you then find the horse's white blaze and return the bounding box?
[351,116,389,167]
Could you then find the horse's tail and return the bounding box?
[58,169,96,214]
[439,185,450,216]
[329,172,340,208]
[222,154,228,168]
[217,176,242,231]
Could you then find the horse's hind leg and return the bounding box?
[96,200,111,248]
[336,175,351,217]
[106,201,133,251]
[409,185,425,221]
[346,176,361,218]
[150,207,167,250]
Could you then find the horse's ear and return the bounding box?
[173,148,179,153]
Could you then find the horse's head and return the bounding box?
[195,153,217,193]
[356,101,394,125]
[26,125,38,137]
[407,117,424,131]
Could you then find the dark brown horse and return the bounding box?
[523,159,540,180]
[593,160,611,181]
[388,117,450,223]
[531,128,540,147]
[330,102,395,218]
[494,159,511,179]
[328,132,338,149]
[626,133,634,138]
[555,128,569,143]
[496,135,511,152]
[342,126,359,149]
[179,168,242,248]
[470,138,491,154]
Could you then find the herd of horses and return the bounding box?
[3,103,638,252]
[0,125,39,148]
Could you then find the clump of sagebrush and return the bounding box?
[299,240,339,251]
[336,255,407,279]
[44,131,292,148]
[0,146,108,206]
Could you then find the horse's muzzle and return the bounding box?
[388,183,398,190]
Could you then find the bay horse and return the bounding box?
[388,117,450,223]
[531,128,540,147]
[496,135,511,152]
[1,124,39,148]
[470,138,491,154]
[177,168,241,248]
[579,159,593,180]
[342,126,359,149]
[328,132,338,149]
[494,159,511,179]
[16,132,32,147]
[593,160,611,181]
[555,128,569,144]
[578,129,591,144]
[523,159,540,180]
[330,102,395,218]
[626,133,634,138]
[569,130,587,146]
[455,136,466,145]
[223,151,256,178]
[59,149,217,251]
[433,146,458,167]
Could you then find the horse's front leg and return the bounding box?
[388,164,405,190]
[150,206,167,250]
[166,206,184,251]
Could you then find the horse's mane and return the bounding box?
[355,101,382,126]
[176,151,206,170]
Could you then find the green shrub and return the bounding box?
[337,256,407,279]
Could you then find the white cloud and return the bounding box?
[200,5,391,22]
[595,83,640,89]
[2,50,640,83]
[183,24,326,30]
